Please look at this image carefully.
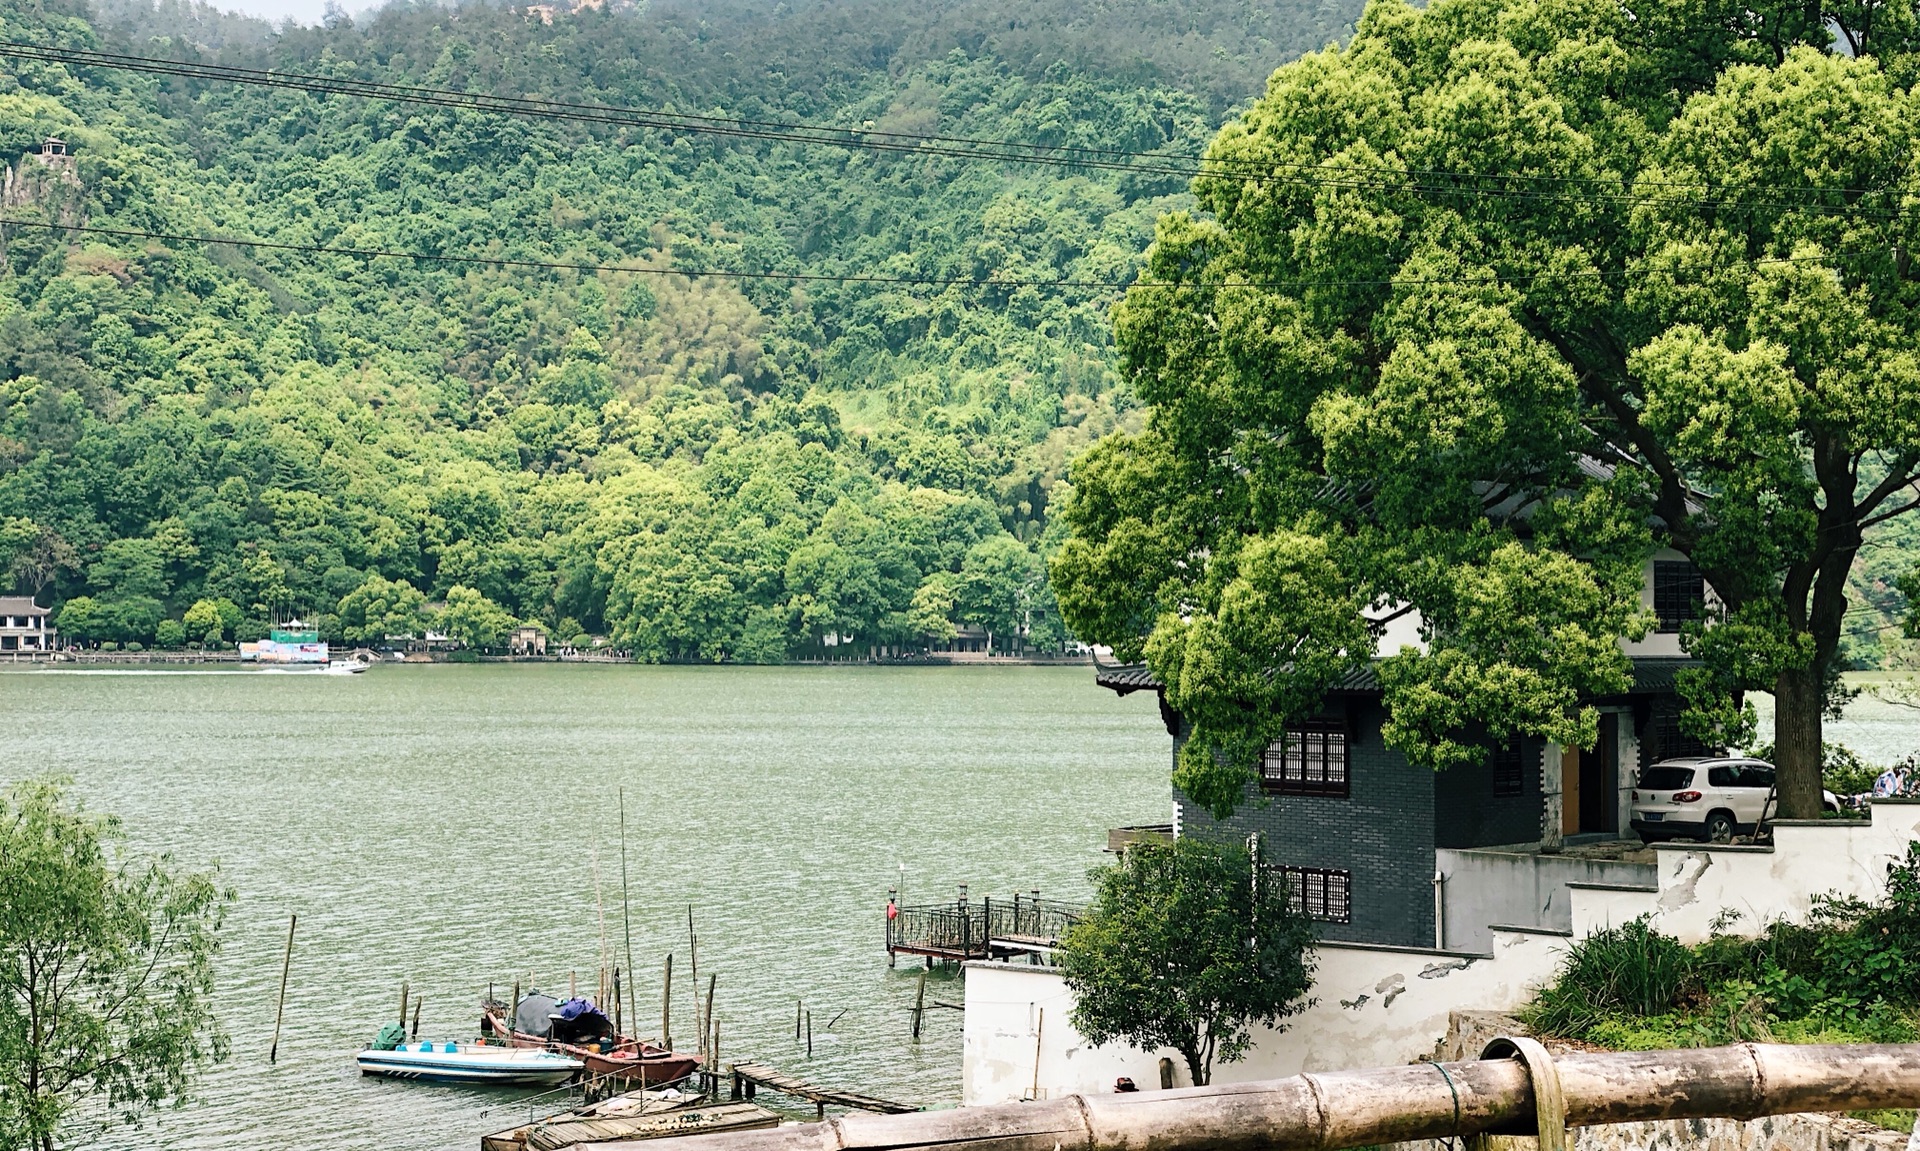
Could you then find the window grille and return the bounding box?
[1491,741,1525,797]
[1281,866,1351,924]
[1653,561,1705,633]
[1261,721,1349,797]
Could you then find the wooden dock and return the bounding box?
[728,1061,918,1118]
[885,892,1082,965]
[482,1097,780,1150]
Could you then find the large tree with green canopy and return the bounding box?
[1051,0,1920,819]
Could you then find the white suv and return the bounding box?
[1630,756,1837,843]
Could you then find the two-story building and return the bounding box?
[0,595,54,654]
[1099,558,1713,951]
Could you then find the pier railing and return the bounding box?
[886,893,1083,962]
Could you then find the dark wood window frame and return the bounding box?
[1281,866,1352,924]
[1491,740,1525,797]
[1261,720,1350,797]
[1653,561,1706,634]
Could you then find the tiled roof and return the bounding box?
[0,596,49,615]
[1095,656,1697,699]
[1092,663,1161,693]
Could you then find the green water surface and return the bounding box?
[0,663,1170,1150]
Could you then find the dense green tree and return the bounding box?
[1054,0,1920,818]
[955,535,1042,652]
[440,584,516,651]
[0,777,230,1151]
[336,575,427,645]
[1058,837,1315,1086]
[181,597,242,647]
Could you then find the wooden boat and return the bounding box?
[357,1040,582,1086]
[483,997,700,1087]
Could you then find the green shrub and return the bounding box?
[1519,918,1693,1035]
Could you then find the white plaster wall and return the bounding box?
[966,801,1920,1105]
[1621,548,1716,658]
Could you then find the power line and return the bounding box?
[0,214,1894,294]
[4,40,1917,217]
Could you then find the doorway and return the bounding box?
[1563,720,1622,836]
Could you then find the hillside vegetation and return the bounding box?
[0,0,1356,655]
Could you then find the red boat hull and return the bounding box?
[482,1008,700,1085]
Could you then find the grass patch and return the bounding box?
[1848,1110,1916,1133]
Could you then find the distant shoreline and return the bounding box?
[2,651,1094,669]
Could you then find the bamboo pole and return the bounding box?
[268,913,295,1063]
[703,974,716,1064]
[619,788,636,1022]
[411,996,423,1041]
[596,1043,1920,1151]
[398,981,408,1031]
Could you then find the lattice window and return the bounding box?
[1653,561,1706,633]
[1261,721,1349,797]
[1281,866,1352,924]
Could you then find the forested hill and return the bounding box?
[0,0,1355,657]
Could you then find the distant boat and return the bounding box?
[323,658,369,675]
[239,619,329,665]
[357,1040,582,1086]
[483,993,700,1087]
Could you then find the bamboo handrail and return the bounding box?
[582,1042,1920,1151]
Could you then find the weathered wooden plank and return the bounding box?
[521,1102,782,1151]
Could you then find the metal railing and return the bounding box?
[886,894,1085,959]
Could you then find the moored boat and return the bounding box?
[483,992,700,1087]
[357,1039,582,1086]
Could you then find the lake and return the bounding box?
[0,663,1172,1150]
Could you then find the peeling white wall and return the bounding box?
[964,800,1920,1106]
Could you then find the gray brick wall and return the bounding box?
[1171,700,1439,949]
[1433,737,1544,849]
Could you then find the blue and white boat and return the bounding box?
[356,1040,582,1086]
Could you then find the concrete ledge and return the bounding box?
[1487,923,1573,938]
[1771,818,1869,827]
[1651,841,1773,853]
[1565,881,1659,893]
[1316,939,1491,961]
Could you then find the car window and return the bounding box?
[1708,765,1739,788]
[1640,766,1695,790]
[1740,764,1775,789]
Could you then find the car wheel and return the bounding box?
[1704,811,1736,843]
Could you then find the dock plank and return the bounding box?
[483,1100,781,1151]
[728,1062,918,1114]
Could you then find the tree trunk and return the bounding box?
[1773,662,1825,820]
[1182,1044,1208,1087]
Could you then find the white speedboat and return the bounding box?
[323,659,369,675]
[356,1041,581,1086]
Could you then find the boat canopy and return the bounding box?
[552,997,612,1045]
[514,991,560,1038]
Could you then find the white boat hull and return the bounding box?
[357,1043,581,1086]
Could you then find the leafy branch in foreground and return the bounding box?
[0,777,232,1151]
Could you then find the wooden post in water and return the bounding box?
[912,971,927,1041]
[806,1009,812,1057]
[399,981,409,1031]
[687,906,700,1051]
[795,999,803,1041]
[613,967,623,1040]
[703,974,716,1065]
[662,954,673,1050]
[269,913,296,1064]
[411,996,423,1042]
